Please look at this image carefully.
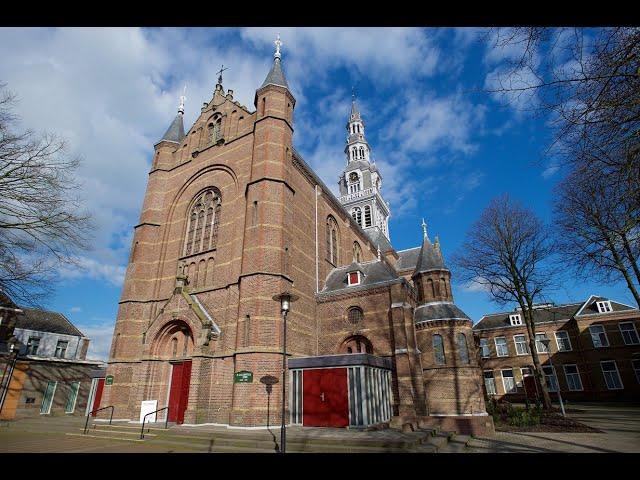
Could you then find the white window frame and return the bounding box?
[589,324,610,348]
[54,340,69,359]
[65,382,81,414]
[600,360,624,390]
[483,370,497,395]
[513,334,529,356]
[619,321,640,346]
[501,369,517,394]
[535,333,549,354]
[554,330,572,352]
[509,314,522,326]
[596,300,613,313]
[542,365,559,392]
[563,364,583,391]
[40,381,57,415]
[494,337,508,357]
[518,367,532,387]
[347,271,362,286]
[479,338,490,358]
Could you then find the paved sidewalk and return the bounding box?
[465,403,640,453]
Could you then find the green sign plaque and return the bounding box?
[105,375,114,386]
[234,371,253,383]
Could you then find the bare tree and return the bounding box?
[452,194,556,410]
[0,82,91,306]
[555,164,640,307]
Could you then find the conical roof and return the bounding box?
[350,99,361,119]
[412,234,447,276]
[159,113,185,144]
[260,57,290,89]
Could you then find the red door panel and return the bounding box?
[91,378,105,416]
[168,361,192,424]
[302,368,348,427]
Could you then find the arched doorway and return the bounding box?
[151,320,194,424]
[340,335,373,354]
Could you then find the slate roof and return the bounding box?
[15,308,85,337]
[159,113,185,144]
[260,57,290,89]
[343,160,379,175]
[473,303,583,331]
[414,302,471,324]
[396,247,421,271]
[350,100,361,119]
[413,236,446,276]
[364,227,393,253]
[575,295,637,316]
[321,260,399,293]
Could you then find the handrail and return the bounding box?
[140,406,170,439]
[83,405,114,434]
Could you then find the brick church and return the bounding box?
[102,37,492,435]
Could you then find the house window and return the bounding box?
[479,338,490,358]
[494,337,508,357]
[40,381,57,414]
[432,334,445,365]
[509,314,522,326]
[563,364,583,391]
[589,325,609,348]
[65,382,81,413]
[619,322,640,345]
[632,359,640,384]
[26,337,40,355]
[363,205,372,227]
[348,271,361,286]
[501,369,517,394]
[54,340,69,358]
[347,307,363,326]
[484,371,497,395]
[596,300,613,313]
[514,334,529,355]
[519,367,533,387]
[457,333,469,364]
[351,207,362,226]
[601,360,623,390]
[542,365,559,392]
[535,333,549,354]
[555,331,572,351]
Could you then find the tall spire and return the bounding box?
[178,85,186,115]
[413,219,446,276]
[158,91,186,144]
[260,33,290,89]
[421,218,429,241]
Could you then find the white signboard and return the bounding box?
[139,400,158,423]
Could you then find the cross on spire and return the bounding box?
[274,33,282,59]
[178,84,187,114]
[421,218,429,240]
[216,65,229,85]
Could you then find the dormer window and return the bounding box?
[348,271,362,286]
[596,300,612,313]
[509,314,523,326]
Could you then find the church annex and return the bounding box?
[102,38,492,434]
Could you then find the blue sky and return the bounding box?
[0,27,634,360]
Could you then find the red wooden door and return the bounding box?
[91,378,105,417]
[168,361,192,424]
[302,368,349,427]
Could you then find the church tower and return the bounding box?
[338,96,391,243]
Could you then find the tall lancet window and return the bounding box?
[363,205,372,227]
[359,146,365,159]
[457,333,470,364]
[353,241,362,262]
[352,207,362,226]
[183,188,222,256]
[326,216,339,265]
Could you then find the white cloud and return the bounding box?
[57,256,126,287]
[70,306,82,313]
[76,321,115,361]
[459,277,492,293]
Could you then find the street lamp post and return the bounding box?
[541,338,565,417]
[272,291,298,454]
[0,337,20,417]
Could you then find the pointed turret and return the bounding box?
[413,220,446,276]
[254,33,295,122]
[260,57,290,89]
[412,220,452,303]
[158,93,186,144]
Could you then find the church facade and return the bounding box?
[102,40,492,435]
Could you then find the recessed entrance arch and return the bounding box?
[340,335,373,354]
[151,320,195,424]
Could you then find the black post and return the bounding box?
[281,309,287,454]
[0,350,18,416]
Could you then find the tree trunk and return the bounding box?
[523,306,553,410]
[606,234,640,308]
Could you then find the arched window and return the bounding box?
[352,207,362,226]
[427,278,435,298]
[171,337,178,358]
[208,123,215,143]
[457,333,469,364]
[347,306,363,326]
[213,118,222,142]
[440,278,447,298]
[326,216,339,265]
[359,146,365,159]
[433,334,446,365]
[353,241,362,262]
[183,188,222,256]
[348,172,360,194]
[342,335,373,354]
[363,205,372,227]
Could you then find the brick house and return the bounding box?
[473,295,640,403]
[0,292,106,420]
[101,40,492,435]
